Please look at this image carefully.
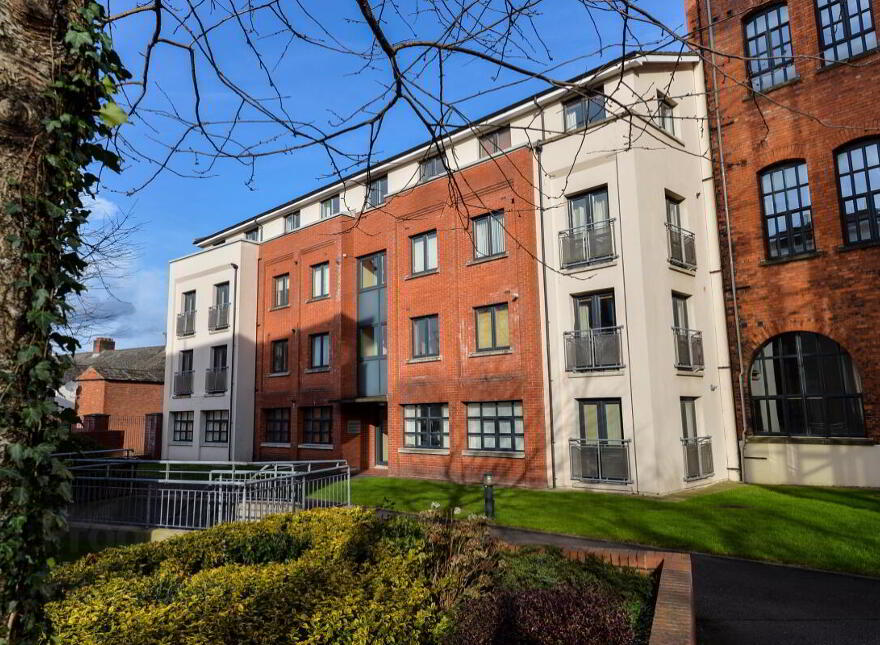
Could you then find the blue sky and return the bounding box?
[90,1,686,349]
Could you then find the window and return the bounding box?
[412,315,439,358]
[265,408,290,443]
[310,333,330,368]
[750,332,864,436]
[475,303,509,352]
[171,411,194,442]
[837,139,880,244]
[563,93,606,131]
[467,401,524,451]
[672,293,690,330]
[760,161,815,258]
[579,399,623,440]
[321,195,340,219]
[473,211,506,259]
[656,93,675,134]
[285,211,300,232]
[179,349,193,372]
[403,403,449,448]
[420,154,445,181]
[214,282,229,306]
[368,176,388,207]
[574,291,616,330]
[359,252,385,289]
[411,230,437,274]
[744,4,796,90]
[568,187,609,229]
[245,227,260,241]
[311,262,329,298]
[816,0,876,64]
[479,126,511,157]
[680,398,698,439]
[303,406,332,444]
[210,345,227,369]
[182,290,196,313]
[273,273,289,307]
[203,410,229,443]
[271,339,288,374]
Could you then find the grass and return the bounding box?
[349,477,880,577]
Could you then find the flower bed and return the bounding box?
[48,507,655,644]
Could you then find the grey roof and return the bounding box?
[66,345,166,384]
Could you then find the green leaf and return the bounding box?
[98,101,128,127]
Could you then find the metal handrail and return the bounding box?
[569,437,631,483]
[558,218,616,268]
[665,222,697,270]
[205,366,228,394]
[208,303,230,331]
[681,436,714,481]
[672,327,704,371]
[173,370,194,395]
[176,310,195,337]
[563,326,624,371]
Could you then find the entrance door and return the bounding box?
[357,252,387,396]
[375,423,388,466]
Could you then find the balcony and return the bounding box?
[208,303,230,331]
[682,436,714,481]
[173,370,193,396]
[176,310,195,337]
[563,327,624,372]
[205,367,228,394]
[666,222,697,270]
[569,438,631,484]
[673,327,704,371]
[559,219,616,269]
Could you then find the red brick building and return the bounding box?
[253,148,548,486]
[687,0,880,485]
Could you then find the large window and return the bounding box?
[310,333,330,368]
[420,154,445,180]
[265,408,290,443]
[563,93,606,131]
[744,4,796,90]
[403,403,449,449]
[759,161,815,258]
[271,339,288,374]
[368,176,388,207]
[750,332,864,436]
[837,139,880,244]
[816,0,876,64]
[171,411,194,442]
[412,315,439,358]
[579,399,623,440]
[320,195,340,219]
[312,262,330,298]
[203,410,229,443]
[473,211,506,259]
[479,126,511,157]
[303,406,332,444]
[273,273,289,307]
[467,401,524,451]
[411,230,437,274]
[475,303,509,352]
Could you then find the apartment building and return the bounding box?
[687,0,880,486]
[162,52,737,492]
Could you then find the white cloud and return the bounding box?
[82,194,121,221]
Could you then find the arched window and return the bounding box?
[744,4,796,91]
[836,139,880,244]
[759,161,814,258]
[750,332,864,437]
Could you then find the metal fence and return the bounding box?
[672,327,704,371]
[559,219,616,268]
[666,222,697,270]
[569,438,631,484]
[205,367,228,394]
[176,310,195,337]
[208,303,230,331]
[682,436,714,481]
[563,327,624,371]
[174,370,194,395]
[65,458,350,530]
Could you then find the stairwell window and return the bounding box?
[837,139,880,244]
[303,406,332,444]
[321,195,340,219]
[273,273,289,307]
[759,161,814,258]
[473,211,506,259]
[467,401,524,451]
[563,92,606,131]
[203,410,229,443]
[171,411,193,443]
[271,339,288,374]
[744,4,796,90]
[475,303,509,352]
[312,262,330,298]
[265,408,290,443]
[479,126,511,157]
[816,0,877,64]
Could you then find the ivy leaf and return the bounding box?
[98,101,128,127]
[64,29,93,50]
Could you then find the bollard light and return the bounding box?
[482,472,495,519]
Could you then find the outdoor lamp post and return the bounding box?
[482,472,495,519]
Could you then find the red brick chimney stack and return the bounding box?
[93,337,116,353]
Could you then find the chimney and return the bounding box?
[93,337,116,353]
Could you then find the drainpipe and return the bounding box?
[704,0,747,481]
[535,100,558,489]
[228,262,239,462]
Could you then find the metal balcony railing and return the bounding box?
[176,310,195,337]
[559,219,616,269]
[173,370,193,396]
[666,222,697,270]
[569,438,631,484]
[682,436,714,480]
[205,367,228,394]
[563,327,624,372]
[208,303,230,331]
[673,327,704,371]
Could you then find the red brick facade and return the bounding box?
[687,0,880,440]
[253,147,548,486]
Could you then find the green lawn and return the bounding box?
[349,477,880,577]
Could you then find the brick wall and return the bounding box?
[253,147,549,486]
[687,0,880,440]
[75,367,164,419]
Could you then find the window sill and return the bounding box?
[404,269,439,281]
[203,442,229,446]
[462,450,525,459]
[741,75,802,101]
[837,240,880,253]
[171,394,192,399]
[306,295,330,303]
[469,348,512,358]
[305,366,330,374]
[267,371,290,378]
[168,442,193,447]
[478,145,515,161]
[560,257,617,274]
[208,327,230,334]
[269,304,290,311]
[466,253,508,267]
[261,442,292,448]
[205,391,227,397]
[407,355,441,364]
[668,262,697,275]
[759,250,823,266]
[298,443,334,450]
[675,368,704,377]
[747,435,873,446]
[398,447,450,456]
[816,47,878,73]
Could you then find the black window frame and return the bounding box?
[410,229,438,275]
[302,406,332,444]
[420,154,445,181]
[171,410,194,443]
[320,194,340,219]
[472,211,506,259]
[270,338,288,374]
[403,403,449,449]
[179,349,193,372]
[478,126,511,158]
[815,0,877,65]
[743,4,797,91]
[563,92,606,131]
[273,273,289,308]
[311,262,330,298]
[412,315,439,358]
[466,401,525,452]
[578,398,624,441]
[758,160,816,259]
[203,410,229,443]
[368,175,388,207]
[310,332,330,368]
[475,303,509,352]
[836,138,880,245]
[265,407,291,444]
